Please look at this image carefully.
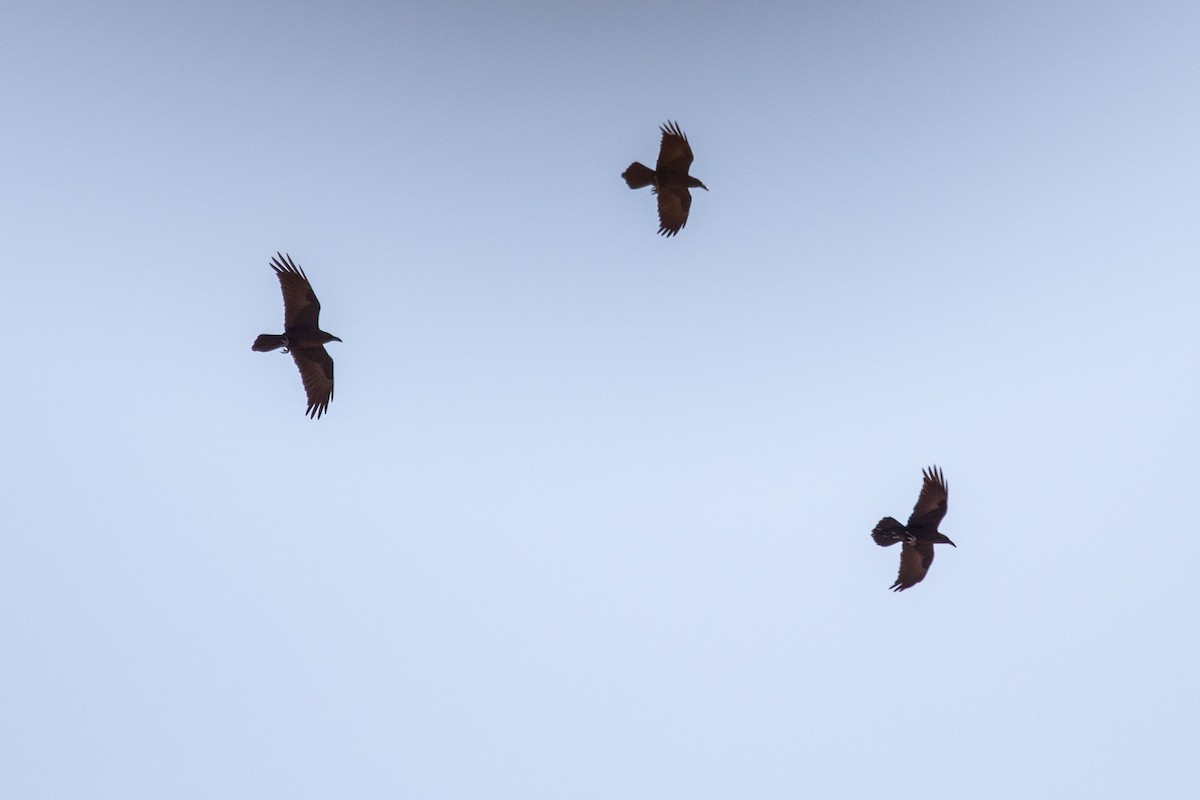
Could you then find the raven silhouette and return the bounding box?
[871,466,956,591]
[622,121,707,236]
[252,253,341,419]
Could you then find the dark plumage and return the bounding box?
[252,252,341,419]
[622,121,708,236]
[871,466,956,591]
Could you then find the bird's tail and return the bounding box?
[871,517,906,547]
[622,162,655,189]
[252,334,287,352]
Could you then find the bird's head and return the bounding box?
[688,177,708,191]
[933,533,956,547]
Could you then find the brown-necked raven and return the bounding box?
[871,466,956,591]
[622,121,708,237]
[252,252,341,419]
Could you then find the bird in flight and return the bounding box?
[252,252,341,419]
[622,121,708,237]
[871,466,956,591]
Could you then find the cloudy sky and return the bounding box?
[4,1,1199,797]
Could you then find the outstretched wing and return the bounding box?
[655,185,693,237]
[906,465,948,532]
[655,121,694,175]
[271,252,321,332]
[891,541,935,592]
[291,345,335,419]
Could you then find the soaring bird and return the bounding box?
[871,466,956,591]
[252,252,341,419]
[622,121,708,237]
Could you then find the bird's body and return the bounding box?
[622,121,707,236]
[253,252,341,419]
[871,466,956,591]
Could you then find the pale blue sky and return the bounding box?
[4,1,1199,797]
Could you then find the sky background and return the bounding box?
[4,1,1200,797]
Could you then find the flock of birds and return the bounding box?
[251,121,958,592]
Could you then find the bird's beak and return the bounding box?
[700,183,709,191]
[947,538,957,547]
[332,336,343,342]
